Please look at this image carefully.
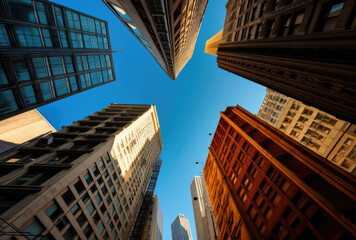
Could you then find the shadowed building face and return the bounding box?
[171,214,193,240]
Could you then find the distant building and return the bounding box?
[204,104,356,239]
[257,88,355,174]
[171,214,193,240]
[214,0,356,122]
[0,0,115,120]
[205,30,223,56]
[102,0,209,80]
[0,109,56,153]
[190,176,218,240]
[142,195,163,240]
[0,104,163,240]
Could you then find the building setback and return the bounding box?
[257,88,355,174]
[204,105,356,239]
[190,176,218,240]
[0,0,115,120]
[102,0,209,80]
[0,103,163,240]
[214,0,356,122]
[171,214,193,240]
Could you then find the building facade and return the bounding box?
[204,30,223,56]
[0,109,56,154]
[190,176,218,240]
[257,88,355,174]
[102,0,209,80]
[215,0,356,122]
[0,0,115,120]
[171,214,193,240]
[141,194,163,240]
[0,103,163,240]
[204,105,356,240]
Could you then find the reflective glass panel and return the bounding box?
[64,56,74,73]
[13,60,30,81]
[105,55,111,67]
[16,26,42,47]
[36,2,47,24]
[54,7,64,27]
[24,219,44,240]
[70,32,83,48]
[33,57,50,78]
[8,0,36,23]
[40,81,53,101]
[49,57,64,75]
[91,71,102,85]
[0,89,18,114]
[59,31,68,48]
[100,55,106,68]
[0,63,8,85]
[95,20,101,34]
[80,15,96,33]
[54,78,69,96]
[21,85,37,105]
[66,11,81,30]
[69,76,78,92]
[41,29,52,47]
[0,24,10,46]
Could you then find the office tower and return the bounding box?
[0,104,163,240]
[257,88,355,174]
[0,109,56,154]
[204,30,223,56]
[190,176,218,240]
[214,0,356,122]
[102,0,209,80]
[204,105,356,239]
[0,0,115,120]
[171,214,193,240]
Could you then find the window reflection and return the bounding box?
[40,81,53,101]
[16,26,42,47]
[0,89,18,114]
[8,0,36,23]
[54,78,69,96]
[0,63,8,85]
[13,59,31,81]
[21,85,37,105]
[0,24,10,46]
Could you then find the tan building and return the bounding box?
[171,214,193,240]
[205,30,223,56]
[0,109,56,154]
[257,88,355,174]
[0,104,163,240]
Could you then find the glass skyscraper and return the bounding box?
[0,0,115,120]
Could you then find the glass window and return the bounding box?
[91,71,102,85]
[46,202,63,221]
[108,69,113,81]
[66,11,81,30]
[8,0,36,23]
[70,203,79,214]
[59,31,68,48]
[95,20,102,34]
[36,2,48,24]
[83,225,93,238]
[0,24,10,46]
[102,70,108,82]
[76,56,83,71]
[86,202,94,214]
[69,76,78,92]
[0,63,8,85]
[40,81,53,101]
[80,15,96,33]
[13,60,30,81]
[98,37,103,49]
[94,55,101,69]
[16,26,42,47]
[84,172,93,184]
[83,34,98,49]
[98,223,104,234]
[49,57,64,75]
[88,56,96,69]
[105,55,111,67]
[63,226,77,240]
[70,32,83,48]
[54,78,69,96]
[0,89,18,114]
[82,56,89,70]
[80,74,86,88]
[76,212,87,226]
[100,55,106,68]
[85,73,91,87]
[24,219,44,240]
[64,56,74,73]
[101,22,107,35]
[54,7,64,27]
[103,37,108,49]
[94,193,102,204]
[33,57,50,78]
[21,85,36,105]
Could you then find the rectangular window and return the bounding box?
[95,20,102,34]
[105,55,112,67]
[86,202,94,214]
[21,85,37,105]
[46,202,63,221]
[94,55,101,69]
[13,59,30,81]
[69,76,78,92]
[0,63,8,85]
[54,78,69,96]
[100,55,107,68]
[0,89,18,114]
[66,11,81,30]
[59,31,68,48]
[102,70,109,82]
[82,56,89,70]
[8,0,36,23]
[101,22,107,35]
[36,2,48,24]
[24,219,44,240]
[49,57,65,75]
[80,15,96,33]
[70,32,83,48]
[0,24,10,46]
[98,37,103,49]
[16,26,42,47]
[54,7,64,27]
[88,56,96,69]
[91,71,102,85]
[42,29,52,47]
[64,56,74,73]
[103,37,108,49]
[76,56,83,71]
[33,57,50,78]
[40,81,53,101]
[108,69,113,81]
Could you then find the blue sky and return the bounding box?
[39,0,266,239]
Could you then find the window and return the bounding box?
[8,0,36,23]
[80,15,96,33]
[49,57,65,75]
[69,76,78,92]
[105,55,112,67]
[83,225,93,238]
[98,223,104,234]
[46,202,63,221]
[54,7,64,27]
[36,2,48,24]
[21,85,36,105]
[0,90,18,114]
[62,188,75,205]
[0,24,10,46]
[102,70,109,82]
[13,60,30,81]
[84,172,93,184]
[108,69,113,81]
[84,34,99,49]
[91,71,103,85]
[75,180,85,194]
[59,31,68,48]
[54,78,69,96]
[16,26,42,47]
[63,226,77,240]
[24,219,44,240]
[280,15,291,36]
[64,56,74,73]
[95,20,102,34]
[101,22,107,35]
[56,216,68,230]
[40,81,53,101]
[76,212,87,226]
[0,64,8,85]
[33,57,50,78]
[319,1,344,32]
[66,11,81,30]
[265,20,275,37]
[70,32,83,48]
[86,202,94,214]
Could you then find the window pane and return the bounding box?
[108,69,113,81]
[59,31,68,48]
[85,73,91,87]
[94,55,101,69]
[64,56,74,73]
[0,24,10,46]
[91,71,102,85]
[88,56,95,70]
[102,70,108,82]
[66,11,81,30]
[8,0,36,23]
[13,60,30,81]
[21,85,37,105]
[103,37,108,49]
[42,29,52,47]
[82,56,89,70]
[86,202,94,214]
[95,20,101,34]
[54,78,69,96]
[80,15,96,33]
[33,57,50,78]
[100,55,106,68]
[0,63,9,85]
[101,22,107,35]
[76,56,83,71]
[24,219,44,240]
[16,26,42,47]
[69,76,78,92]
[0,89,18,114]
[105,55,111,67]
[40,81,53,101]
[70,32,83,48]
[54,7,64,27]
[46,202,62,221]
[36,2,48,24]
[98,37,103,49]
[49,57,64,75]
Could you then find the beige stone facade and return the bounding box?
[205,30,223,56]
[0,104,162,240]
[0,110,56,153]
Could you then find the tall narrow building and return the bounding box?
[0,0,115,120]
[0,103,163,240]
[257,88,355,174]
[212,0,356,122]
[190,176,218,240]
[204,105,356,240]
[102,0,209,80]
[171,214,193,240]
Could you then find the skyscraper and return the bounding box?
[190,176,218,240]
[102,0,209,80]
[257,88,355,174]
[212,0,356,122]
[0,0,115,120]
[171,214,193,240]
[139,194,163,240]
[204,105,356,239]
[0,103,163,240]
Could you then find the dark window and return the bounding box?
[63,226,77,240]
[0,89,18,114]
[15,26,42,47]
[54,78,69,96]
[0,24,10,46]
[8,0,36,23]
[13,60,30,82]
[265,20,275,37]
[24,219,45,239]
[75,180,85,194]
[33,57,50,78]
[56,216,68,230]
[54,7,64,27]
[76,212,87,226]
[62,188,75,205]
[36,2,48,24]
[21,85,36,105]
[46,202,63,221]
[40,81,53,101]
